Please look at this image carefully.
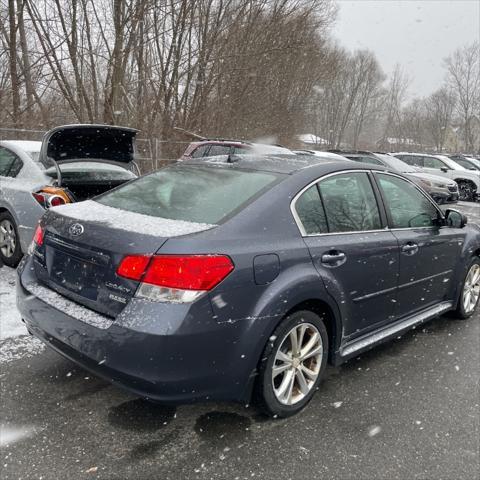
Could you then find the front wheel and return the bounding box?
[457,181,476,202]
[455,258,480,319]
[254,310,328,418]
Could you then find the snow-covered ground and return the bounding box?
[0,266,44,363]
[0,266,25,340]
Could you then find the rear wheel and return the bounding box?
[255,310,328,417]
[455,258,480,319]
[0,212,23,267]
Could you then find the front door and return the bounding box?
[374,172,465,317]
[294,171,399,340]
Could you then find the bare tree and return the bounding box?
[423,87,456,152]
[380,64,410,150]
[445,42,480,152]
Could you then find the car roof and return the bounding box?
[1,140,42,152]
[183,154,384,175]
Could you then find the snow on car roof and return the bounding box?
[187,153,345,174]
[1,140,42,152]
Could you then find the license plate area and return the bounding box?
[45,235,110,302]
[50,251,100,300]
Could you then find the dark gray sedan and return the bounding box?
[16,155,480,417]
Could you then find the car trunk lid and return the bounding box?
[33,201,215,318]
[38,124,139,184]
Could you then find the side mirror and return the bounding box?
[440,167,449,173]
[445,209,467,228]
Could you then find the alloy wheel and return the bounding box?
[0,219,16,258]
[458,182,473,201]
[463,264,480,314]
[272,323,323,405]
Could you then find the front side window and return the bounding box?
[208,145,232,156]
[318,172,381,233]
[399,155,423,167]
[423,156,446,169]
[0,147,23,177]
[295,185,327,235]
[376,174,440,228]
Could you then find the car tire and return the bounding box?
[457,180,476,202]
[454,257,480,319]
[254,310,329,418]
[0,211,23,268]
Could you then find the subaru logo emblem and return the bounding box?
[69,223,84,237]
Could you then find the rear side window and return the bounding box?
[191,145,210,158]
[294,172,382,234]
[97,166,280,224]
[295,185,327,235]
[376,174,439,228]
[455,158,479,170]
[319,172,381,233]
[0,147,23,177]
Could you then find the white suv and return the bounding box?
[393,152,479,202]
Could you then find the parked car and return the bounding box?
[337,151,459,204]
[448,154,480,171]
[392,152,480,202]
[0,125,138,267]
[181,139,293,159]
[17,154,480,417]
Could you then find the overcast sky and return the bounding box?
[333,0,480,98]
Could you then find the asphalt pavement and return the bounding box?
[1,202,479,480]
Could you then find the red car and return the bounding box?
[181,139,292,160]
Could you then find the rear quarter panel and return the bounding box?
[0,177,46,251]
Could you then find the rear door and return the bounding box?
[374,172,464,317]
[293,170,400,339]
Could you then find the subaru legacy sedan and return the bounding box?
[17,155,480,417]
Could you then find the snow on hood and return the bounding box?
[52,200,216,237]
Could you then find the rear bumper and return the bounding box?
[16,256,258,404]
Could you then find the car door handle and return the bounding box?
[321,252,346,265]
[401,243,419,255]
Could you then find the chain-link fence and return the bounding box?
[0,127,190,175]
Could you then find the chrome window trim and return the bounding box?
[291,169,445,238]
[290,169,385,237]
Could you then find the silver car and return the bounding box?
[0,125,138,267]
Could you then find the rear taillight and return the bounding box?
[116,254,234,303]
[33,224,44,246]
[28,224,44,254]
[48,195,66,207]
[116,255,151,281]
[32,187,72,209]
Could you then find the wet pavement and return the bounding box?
[1,203,479,480]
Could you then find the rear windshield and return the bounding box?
[96,166,280,224]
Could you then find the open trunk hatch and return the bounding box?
[39,124,138,168]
